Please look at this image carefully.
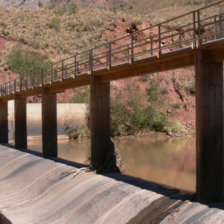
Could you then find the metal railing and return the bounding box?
[1,0,224,97]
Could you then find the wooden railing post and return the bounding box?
[89,49,93,74]
[50,64,53,82]
[41,69,44,85]
[131,34,134,63]
[179,30,182,48]
[197,10,201,46]
[158,24,162,56]
[219,15,223,38]
[14,80,16,93]
[62,60,64,79]
[150,36,153,56]
[19,77,22,92]
[193,11,197,48]
[74,56,77,78]
[108,43,112,69]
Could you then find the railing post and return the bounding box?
[62,60,64,79]
[127,44,130,63]
[76,61,79,76]
[41,69,44,85]
[193,11,197,48]
[89,49,93,74]
[50,64,53,82]
[219,15,223,38]
[150,35,153,56]
[131,34,134,63]
[197,10,201,46]
[158,24,162,56]
[108,43,112,69]
[14,80,16,93]
[179,30,182,48]
[19,77,22,92]
[25,76,28,90]
[74,56,77,78]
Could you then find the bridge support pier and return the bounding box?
[15,97,27,149]
[90,77,119,173]
[42,89,57,157]
[195,50,224,202]
[0,101,8,143]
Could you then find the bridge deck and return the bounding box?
[0,145,223,224]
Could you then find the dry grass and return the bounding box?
[0,7,144,64]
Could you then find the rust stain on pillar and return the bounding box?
[15,97,27,149]
[0,101,8,143]
[42,88,57,157]
[195,49,224,202]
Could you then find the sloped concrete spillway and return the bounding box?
[0,145,223,224]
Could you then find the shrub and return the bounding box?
[146,79,160,105]
[7,47,50,79]
[82,25,90,31]
[161,88,168,95]
[69,4,78,14]
[186,83,196,95]
[48,17,61,32]
[149,110,169,132]
[172,103,181,109]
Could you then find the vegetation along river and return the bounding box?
[21,136,196,194]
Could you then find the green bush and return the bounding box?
[82,25,90,31]
[146,79,160,105]
[69,3,78,14]
[149,110,169,132]
[172,103,181,109]
[7,47,50,79]
[49,17,61,32]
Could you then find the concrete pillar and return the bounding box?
[42,89,57,157]
[14,97,27,149]
[0,101,8,143]
[195,49,224,202]
[90,77,119,173]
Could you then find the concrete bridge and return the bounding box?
[0,1,224,221]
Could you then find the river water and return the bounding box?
[24,136,196,193]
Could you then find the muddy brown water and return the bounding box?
[13,136,196,193]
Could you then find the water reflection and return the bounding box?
[27,136,196,193]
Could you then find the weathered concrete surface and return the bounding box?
[0,145,223,224]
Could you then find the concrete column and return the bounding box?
[90,76,119,173]
[15,97,27,149]
[0,101,8,143]
[42,89,57,157]
[195,49,224,202]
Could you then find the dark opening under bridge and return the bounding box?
[0,0,224,205]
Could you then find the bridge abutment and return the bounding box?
[42,89,57,157]
[195,49,224,202]
[0,101,8,144]
[90,77,119,173]
[14,97,27,149]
